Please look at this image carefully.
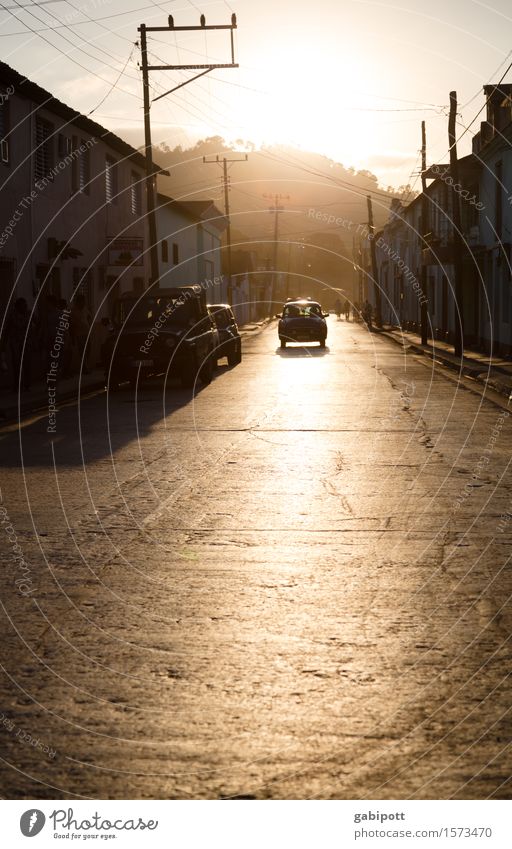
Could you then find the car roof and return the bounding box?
[284,299,322,307]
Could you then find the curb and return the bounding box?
[0,374,106,424]
[0,319,274,425]
[379,329,512,399]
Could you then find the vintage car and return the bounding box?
[277,298,328,348]
[207,304,242,366]
[102,286,217,390]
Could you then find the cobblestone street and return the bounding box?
[1,319,512,799]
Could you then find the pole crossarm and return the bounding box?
[139,24,237,33]
[149,63,239,71]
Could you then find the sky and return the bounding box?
[1,0,512,188]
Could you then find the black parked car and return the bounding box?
[278,298,328,348]
[207,304,242,366]
[102,286,217,389]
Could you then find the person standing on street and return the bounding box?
[6,297,33,392]
[71,294,91,374]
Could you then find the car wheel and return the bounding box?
[180,354,197,388]
[319,339,326,348]
[228,342,242,366]
[280,339,286,348]
[200,353,214,385]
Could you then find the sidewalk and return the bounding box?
[379,326,512,399]
[0,368,105,423]
[0,318,273,423]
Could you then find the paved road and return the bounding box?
[1,318,512,800]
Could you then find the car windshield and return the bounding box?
[283,303,323,318]
[117,296,194,328]
[210,308,232,328]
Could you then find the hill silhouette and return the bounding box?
[119,134,411,300]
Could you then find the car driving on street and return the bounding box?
[278,298,328,348]
[102,285,217,390]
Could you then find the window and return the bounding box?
[70,137,90,194]
[161,239,168,263]
[495,160,503,239]
[105,155,118,203]
[172,242,179,265]
[58,133,71,157]
[500,261,510,320]
[282,302,323,318]
[130,172,142,216]
[116,295,193,328]
[428,274,436,315]
[79,141,90,193]
[34,117,54,182]
[0,97,9,164]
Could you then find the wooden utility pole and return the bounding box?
[420,120,429,345]
[139,24,159,286]
[448,90,464,357]
[366,194,382,327]
[138,13,239,288]
[264,193,289,315]
[203,154,248,304]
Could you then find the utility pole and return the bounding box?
[448,91,464,357]
[352,234,363,307]
[420,120,429,345]
[286,241,293,300]
[138,13,239,287]
[203,154,248,304]
[264,193,289,315]
[366,194,382,327]
[139,23,159,286]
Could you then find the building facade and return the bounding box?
[369,83,512,354]
[0,61,169,329]
[156,195,226,301]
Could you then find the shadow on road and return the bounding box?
[0,372,215,468]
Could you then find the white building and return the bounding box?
[156,194,226,302]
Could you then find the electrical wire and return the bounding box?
[0,4,171,35]
[2,1,142,100]
[88,45,137,116]
[2,3,141,102]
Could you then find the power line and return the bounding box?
[402,54,512,202]
[0,2,175,34]
[257,148,396,203]
[88,45,137,116]
[2,2,142,101]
